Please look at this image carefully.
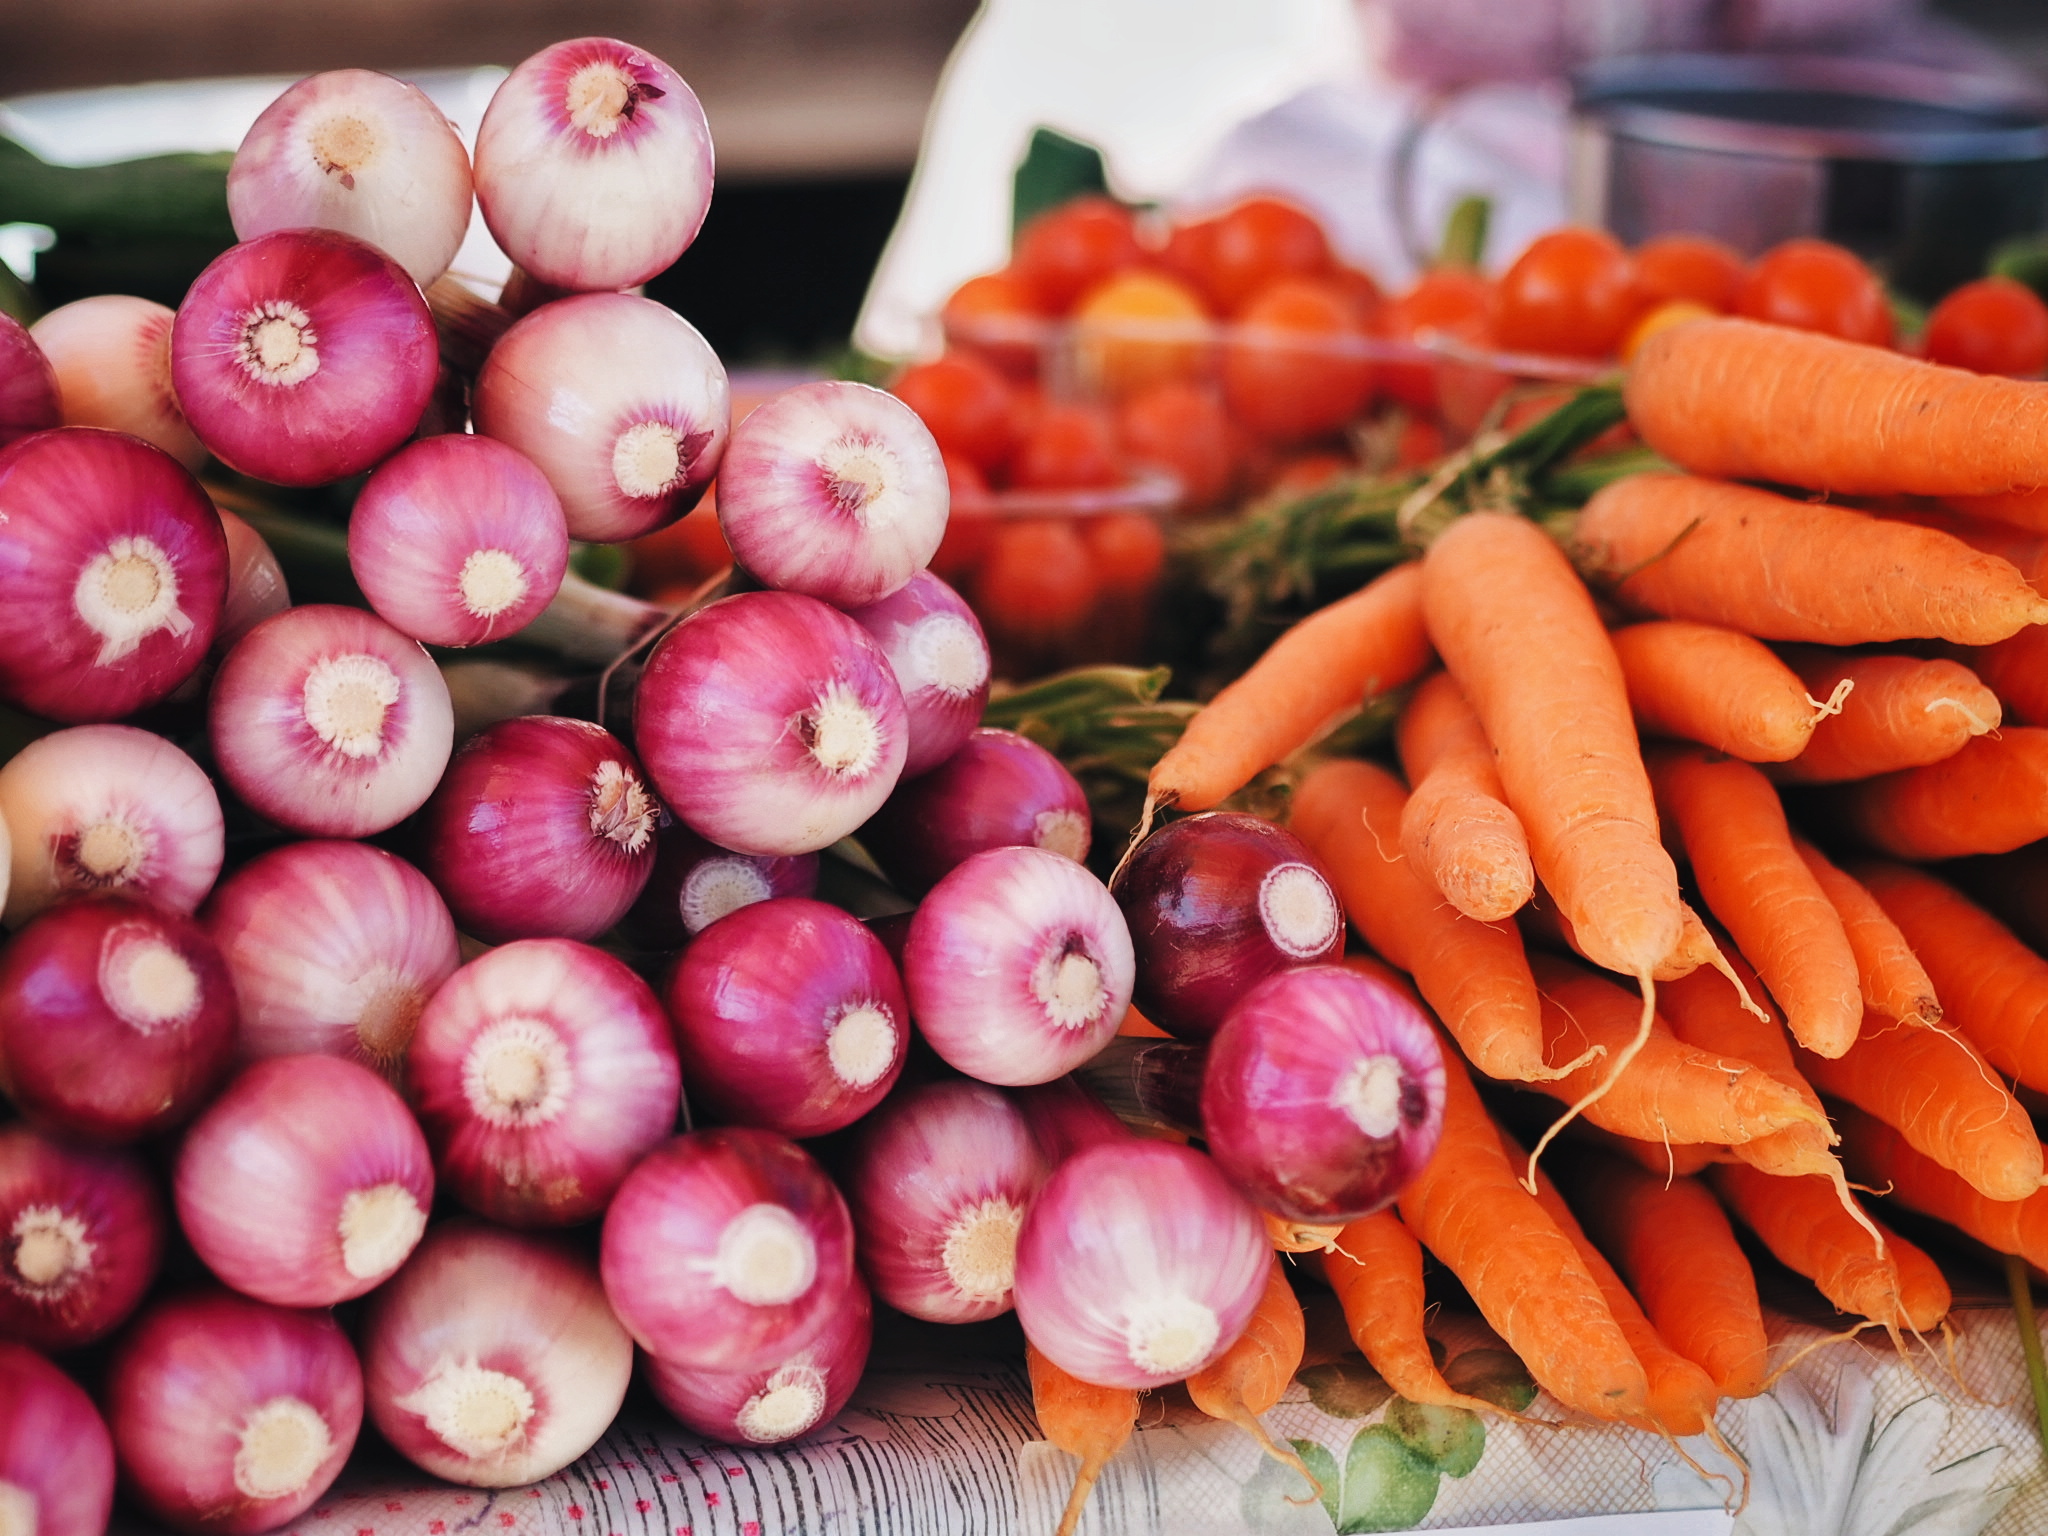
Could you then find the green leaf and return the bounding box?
[1337,1425,1441,1533]
[1382,1400,1484,1479]
[1298,1360,1392,1420]
[1290,1438,1345,1532]
[568,541,631,592]
[0,136,234,245]
[1012,127,1113,238]
[1992,233,2048,300]
[1444,1347,1538,1414]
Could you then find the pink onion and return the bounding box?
[716,380,948,607]
[903,845,1134,1085]
[1013,1139,1267,1388]
[106,1288,361,1536]
[1112,812,1343,1041]
[636,590,908,856]
[418,716,658,942]
[664,897,907,1137]
[0,1123,163,1349]
[863,728,1090,894]
[0,315,59,449]
[0,426,225,722]
[363,1220,632,1486]
[28,296,204,467]
[209,603,453,837]
[174,1054,432,1306]
[214,509,291,649]
[0,1342,115,1536]
[600,1127,855,1372]
[845,570,990,778]
[472,292,728,542]
[624,822,819,946]
[230,69,474,288]
[202,839,459,1077]
[472,37,713,291]
[0,723,223,927]
[644,1277,871,1445]
[407,938,679,1226]
[0,894,236,1142]
[170,227,436,486]
[348,435,569,646]
[843,1080,1048,1322]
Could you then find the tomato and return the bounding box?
[1374,269,1496,411]
[1072,269,1212,400]
[1266,450,1353,498]
[1008,402,1123,490]
[1392,415,1446,471]
[1494,227,1642,359]
[1736,239,1892,346]
[974,518,1101,646]
[1082,513,1167,659]
[1923,276,2048,377]
[1326,265,1384,325]
[891,353,1019,473]
[1621,299,1716,363]
[941,269,1045,378]
[1222,277,1374,444]
[1633,234,1745,312]
[1011,196,1144,315]
[930,454,996,582]
[1177,197,1332,316]
[1114,380,1239,508]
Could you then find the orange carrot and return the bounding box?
[1885,1226,1956,1335]
[1149,563,1431,813]
[1395,671,1535,921]
[1649,746,1861,1057]
[1027,1343,1140,1536]
[1947,485,2048,532]
[1625,314,2048,498]
[1321,1212,1497,1414]
[1836,1101,2048,1272]
[1840,728,2048,858]
[1575,473,2048,645]
[1611,619,1821,762]
[1774,649,2000,783]
[1568,1122,1724,1180]
[1521,887,1724,983]
[1708,1164,1933,1331]
[1265,1212,1344,1254]
[1961,625,2048,727]
[1187,1257,1315,1485]
[1877,503,2048,588]
[1793,842,1940,1027]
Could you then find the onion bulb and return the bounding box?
[0,1343,115,1536]
[0,1123,164,1350]
[644,1278,871,1445]
[29,295,205,467]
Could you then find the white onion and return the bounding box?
[29,295,206,468]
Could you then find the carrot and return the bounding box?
[1557,1150,1769,1398]
[1187,1257,1316,1486]
[1611,620,1822,762]
[1707,1164,1924,1332]
[1773,649,2000,784]
[1884,1225,1956,1335]
[1792,841,1940,1027]
[1395,671,1535,921]
[1574,474,2048,646]
[1520,886,1726,984]
[1835,1100,2048,1272]
[1875,503,2048,586]
[1840,728,2048,859]
[1648,746,1862,1057]
[1026,1343,1140,1536]
[1149,562,1431,813]
[1568,1122,1724,1180]
[1291,759,1557,1082]
[1265,1212,1344,1254]
[1961,625,2048,727]
[1947,485,2048,532]
[1796,1013,2044,1202]
[1321,1212,1497,1415]
[1625,314,2048,498]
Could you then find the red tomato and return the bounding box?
[974,519,1101,644]
[1736,239,1893,346]
[1633,234,1746,313]
[1008,402,1123,490]
[1374,269,1496,411]
[1266,450,1353,498]
[1011,197,1144,315]
[930,454,996,581]
[1923,276,2048,376]
[1071,269,1212,400]
[1495,227,1642,359]
[1222,277,1374,444]
[941,269,1045,378]
[1114,381,1239,509]
[1084,512,1167,592]
[1180,197,1332,316]
[1326,265,1385,325]
[891,353,1019,474]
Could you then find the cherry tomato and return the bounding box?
[974,518,1101,645]
[1923,276,2048,376]
[1222,276,1374,444]
[891,353,1019,474]
[1326,265,1384,325]
[1266,451,1353,498]
[1495,227,1642,359]
[1736,239,1892,346]
[1008,402,1123,490]
[941,268,1045,379]
[1115,380,1239,509]
[1072,269,1212,400]
[1012,197,1144,315]
[1082,512,1167,660]
[1392,415,1446,471]
[1633,234,1745,313]
[1178,197,1332,316]
[930,454,996,582]
[1374,269,1496,411]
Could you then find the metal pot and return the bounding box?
[1569,53,2048,300]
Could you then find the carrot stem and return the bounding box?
[2006,1253,2048,1466]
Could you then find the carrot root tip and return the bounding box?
[1805,677,1855,725]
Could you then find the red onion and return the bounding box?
[664,897,907,1137]
[229,69,474,288]
[716,380,948,607]
[419,716,658,942]
[209,603,453,837]
[202,839,459,1077]
[0,894,235,1143]
[348,435,569,646]
[843,1080,1048,1322]
[473,291,728,542]
[1013,1139,1268,1388]
[1112,812,1344,1041]
[174,1054,432,1306]
[408,938,679,1226]
[600,1127,855,1372]
[0,1343,115,1536]
[636,590,908,856]
[903,845,1134,1085]
[106,1288,361,1536]
[215,509,291,649]
[363,1220,632,1486]
[0,1124,163,1350]
[0,314,59,449]
[1202,964,1446,1223]
[845,570,990,778]
[0,427,225,722]
[0,723,223,927]
[473,37,713,291]
[644,1277,872,1445]
[170,228,436,486]
[624,822,819,946]
[28,296,204,467]
[863,727,1090,894]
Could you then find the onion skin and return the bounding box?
[215,509,291,649]
[1012,1075,1133,1164]
[363,1220,632,1487]
[863,728,1090,894]
[1012,1139,1268,1389]
[600,1127,856,1373]
[0,427,226,723]
[0,894,237,1144]
[0,1342,115,1536]
[419,716,659,943]
[0,314,59,449]
[29,296,204,467]
[0,1124,164,1350]
[1111,812,1344,1041]
[644,1278,872,1445]
[1201,964,1447,1224]
[636,590,909,857]
[846,571,991,779]
[622,821,819,947]
[407,938,680,1227]
[106,1288,362,1536]
[664,897,908,1137]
